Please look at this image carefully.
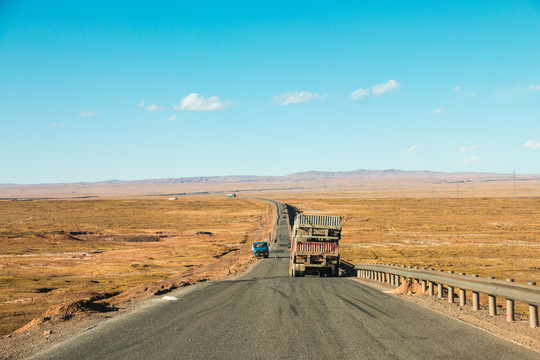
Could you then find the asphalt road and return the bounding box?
[30,201,538,360]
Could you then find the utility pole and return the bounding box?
[513,169,517,199]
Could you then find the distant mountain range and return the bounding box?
[2,169,538,187]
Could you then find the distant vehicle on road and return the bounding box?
[289,214,341,277]
[252,241,269,258]
[227,193,237,198]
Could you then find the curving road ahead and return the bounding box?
[30,200,538,359]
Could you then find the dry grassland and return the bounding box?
[0,197,275,337]
[277,194,540,282]
[276,192,540,314]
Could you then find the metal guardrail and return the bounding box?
[355,263,540,328]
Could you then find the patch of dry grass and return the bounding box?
[277,195,540,283]
[0,197,275,336]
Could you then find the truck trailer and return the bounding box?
[289,214,341,277]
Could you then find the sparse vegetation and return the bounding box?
[278,195,540,283]
[0,197,275,336]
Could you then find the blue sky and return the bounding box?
[1,1,540,184]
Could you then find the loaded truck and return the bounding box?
[289,214,341,277]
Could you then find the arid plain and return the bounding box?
[1,174,539,339]
[0,197,275,337]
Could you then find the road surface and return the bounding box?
[30,200,538,359]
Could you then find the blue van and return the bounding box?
[252,241,269,258]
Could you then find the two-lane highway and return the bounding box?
[30,201,538,359]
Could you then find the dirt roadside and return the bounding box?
[354,277,540,354]
[0,241,267,360]
[0,200,278,360]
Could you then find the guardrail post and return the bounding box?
[487,277,497,316]
[472,291,480,310]
[530,305,538,328]
[447,271,454,303]
[428,281,433,296]
[421,280,426,294]
[438,283,443,299]
[459,289,466,306]
[448,286,454,303]
[471,275,479,310]
[528,282,538,328]
[488,295,497,316]
[506,279,514,322]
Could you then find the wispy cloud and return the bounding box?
[146,104,163,111]
[432,107,443,115]
[531,85,540,91]
[350,80,400,100]
[49,122,67,128]
[452,86,461,93]
[461,156,481,164]
[80,110,95,117]
[138,99,146,107]
[470,92,476,97]
[459,144,480,152]
[273,91,320,105]
[372,79,400,96]
[405,145,419,154]
[521,139,540,149]
[174,93,229,111]
[103,149,112,154]
[167,114,177,121]
[349,88,370,100]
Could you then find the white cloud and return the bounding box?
[350,88,370,100]
[80,110,95,117]
[103,149,112,154]
[167,114,177,121]
[432,107,443,115]
[530,85,540,91]
[49,122,66,127]
[461,156,481,164]
[405,145,419,154]
[138,99,146,107]
[470,92,476,97]
[521,139,540,149]
[350,79,400,100]
[372,79,399,96]
[459,144,480,152]
[452,86,461,93]
[146,104,163,111]
[174,93,229,111]
[273,91,320,105]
